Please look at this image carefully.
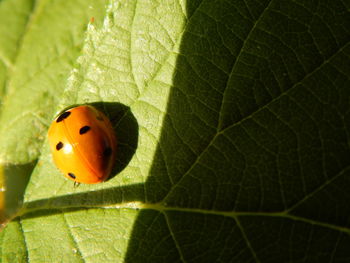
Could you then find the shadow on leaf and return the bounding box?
[90,101,139,179]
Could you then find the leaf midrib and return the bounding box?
[18,201,350,235]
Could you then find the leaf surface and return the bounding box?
[1,0,350,262]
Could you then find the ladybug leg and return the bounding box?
[74,181,80,188]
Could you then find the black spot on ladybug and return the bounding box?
[68,172,76,179]
[56,111,71,122]
[79,126,91,135]
[56,142,64,151]
[103,147,112,157]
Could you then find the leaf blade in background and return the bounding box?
[0,0,107,164]
[0,0,35,101]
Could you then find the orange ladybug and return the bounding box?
[48,105,117,184]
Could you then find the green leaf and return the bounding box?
[1,0,350,262]
[0,0,107,163]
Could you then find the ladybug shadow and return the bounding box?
[90,101,139,180]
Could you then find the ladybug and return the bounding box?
[48,105,117,184]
